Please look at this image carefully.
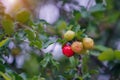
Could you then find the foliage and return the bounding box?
[0,0,120,80]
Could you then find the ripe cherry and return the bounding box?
[62,45,74,57]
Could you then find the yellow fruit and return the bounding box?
[71,41,83,54]
[64,30,75,41]
[83,38,94,49]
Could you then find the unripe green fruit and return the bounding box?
[83,38,94,49]
[71,41,83,54]
[64,30,75,41]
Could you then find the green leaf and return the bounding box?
[23,56,39,75]
[58,75,66,80]
[15,10,30,23]
[80,7,90,18]
[106,12,120,23]
[89,70,98,75]
[51,59,59,69]
[40,59,48,68]
[74,24,81,32]
[96,0,103,3]
[0,38,9,48]
[5,70,16,80]
[56,20,67,35]
[98,49,115,61]
[82,73,91,79]
[30,40,42,49]
[69,56,76,68]
[57,20,67,30]
[106,0,113,10]
[0,63,5,72]
[27,19,34,26]
[73,10,81,21]
[82,55,89,75]
[89,4,106,13]
[31,76,38,80]
[42,41,53,48]
[78,77,83,80]
[40,53,56,68]
[13,73,23,80]
[37,23,44,33]
[91,11,105,20]
[114,50,120,60]
[31,76,45,80]
[57,38,67,45]
[40,53,51,68]
[42,39,57,48]
[94,45,109,51]
[76,30,85,40]
[0,34,4,40]
[25,29,36,41]
[19,73,27,80]
[2,18,14,35]
[0,72,11,80]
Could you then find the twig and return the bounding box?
[76,55,83,76]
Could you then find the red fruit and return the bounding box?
[62,45,74,57]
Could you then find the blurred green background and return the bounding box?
[0,0,120,80]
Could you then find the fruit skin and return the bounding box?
[71,41,83,54]
[64,30,75,41]
[62,45,74,57]
[83,38,94,49]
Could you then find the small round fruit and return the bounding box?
[71,41,83,54]
[64,30,75,41]
[83,38,94,49]
[62,45,74,57]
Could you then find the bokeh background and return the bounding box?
[0,0,120,80]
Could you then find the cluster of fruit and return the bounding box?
[62,30,94,57]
